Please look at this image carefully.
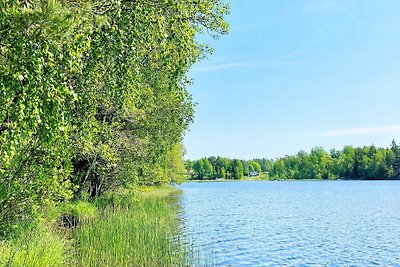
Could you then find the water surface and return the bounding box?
[178,181,400,266]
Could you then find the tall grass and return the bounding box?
[73,186,191,267]
[0,186,205,267]
[0,224,73,267]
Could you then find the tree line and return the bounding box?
[0,0,228,236]
[186,140,400,180]
[185,157,262,179]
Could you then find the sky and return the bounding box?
[183,0,400,160]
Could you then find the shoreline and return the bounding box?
[0,185,192,266]
[186,177,400,182]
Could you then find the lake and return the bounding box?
[178,181,400,266]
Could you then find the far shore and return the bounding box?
[186,177,400,182]
[187,179,327,182]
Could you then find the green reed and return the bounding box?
[73,186,190,267]
[0,186,207,267]
[0,224,73,267]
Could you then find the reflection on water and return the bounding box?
[178,181,400,266]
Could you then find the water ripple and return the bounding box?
[179,181,400,267]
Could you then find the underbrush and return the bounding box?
[0,223,72,267]
[0,186,197,267]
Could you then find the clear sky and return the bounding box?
[183,0,400,160]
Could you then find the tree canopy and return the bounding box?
[186,141,400,181]
[0,0,229,236]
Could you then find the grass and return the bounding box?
[0,223,73,267]
[1,185,202,267]
[137,185,182,198]
[74,186,189,267]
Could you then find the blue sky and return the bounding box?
[183,0,400,160]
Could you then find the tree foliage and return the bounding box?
[186,141,400,181]
[0,0,229,236]
[188,157,258,180]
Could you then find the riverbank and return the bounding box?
[0,186,190,267]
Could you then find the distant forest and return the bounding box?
[185,140,400,180]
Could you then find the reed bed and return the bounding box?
[73,186,191,267]
[0,224,73,267]
[0,186,203,267]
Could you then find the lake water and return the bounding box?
[178,181,400,266]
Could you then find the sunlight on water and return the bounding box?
[179,181,400,267]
